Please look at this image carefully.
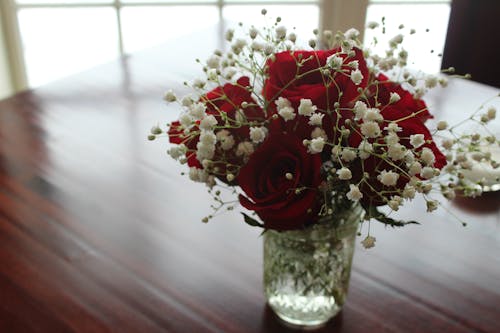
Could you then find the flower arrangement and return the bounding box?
[151,11,499,248]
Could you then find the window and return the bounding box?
[0,0,451,95]
[2,0,319,89]
[365,0,451,73]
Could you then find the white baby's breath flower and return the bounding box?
[206,55,220,69]
[354,101,368,120]
[389,34,404,47]
[420,147,436,166]
[323,31,333,42]
[378,58,391,71]
[388,196,402,211]
[385,132,400,145]
[196,142,215,161]
[388,143,406,161]
[487,107,496,120]
[234,109,246,123]
[344,28,360,40]
[311,127,327,140]
[232,38,247,52]
[207,68,218,81]
[199,130,216,146]
[410,134,425,148]
[414,88,425,99]
[409,176,420,187]
[298,98,317,116]
[236,141,254,157]
[442,139,454,150]
[251,41,263,51]
[163,89,177,102]
[460,160,473,170]
[331,145,341,162]
[206,175,216,188]
[347,184,363,201]
[189,102,206,119]
[398,49,408,61]
[426,200,438,212]
[199,115,218,131]
[361,121,381,138]
[385,122,402,133]
[309,137,325,154]
[167,144,187,160]
[377,170,399,186]
[363,108,383,122]
[471,152,484,162]
[350,69,363,85]
[348,60,359,70]
[201,159,212,169]
[337,167,352,180]
[443,188,456,200]
[437,121,448,130]
[358,141,373,159]
[275,25,287,39]
[341,148,357,162]
[367,21,379,29]
[216,130,235,150]
[288,32,297,43]
[263,43,274,56]
[179,113,193,128]
[189,167,201,182]
[425,75,438,88]
[361,235,376,249]
[181,95,193,107]
[409,161,422,176]
[199,169,211,183]
[278,106,296,121]
[193,78,206,89]
[420,166,435,179]
[308,113,324,126]
[224,67,237,80]
[249,126,267,144]
[225,29,234,42]
[275,97,291,109]
[249,26,258,39]
[402,184,416,200]
[439,77,448,87]
[326,54,343,69]
[389,92,401,104]
[455,153,467,163]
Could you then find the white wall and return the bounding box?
[0,12,13,99]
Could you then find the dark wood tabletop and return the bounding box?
[1,29,499,333]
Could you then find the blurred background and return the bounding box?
[2,0,495,100]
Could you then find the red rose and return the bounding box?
[349,112,446,206]
[203,76,264,137]
[368,73,432,123]
[237,131,322,231]
[168,77,264,172]
[167,120,201,168]
[263,47,369,141]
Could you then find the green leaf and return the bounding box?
[242,213,264,228]
[368,206,420,227]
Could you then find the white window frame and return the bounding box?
[0,0,374,94]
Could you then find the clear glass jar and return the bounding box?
[263,204,363,328]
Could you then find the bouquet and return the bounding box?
[151,12,499,248]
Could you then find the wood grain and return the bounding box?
[0,30,499,332]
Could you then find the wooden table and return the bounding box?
[1,31,499,332]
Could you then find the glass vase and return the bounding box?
[263,204,363,328]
